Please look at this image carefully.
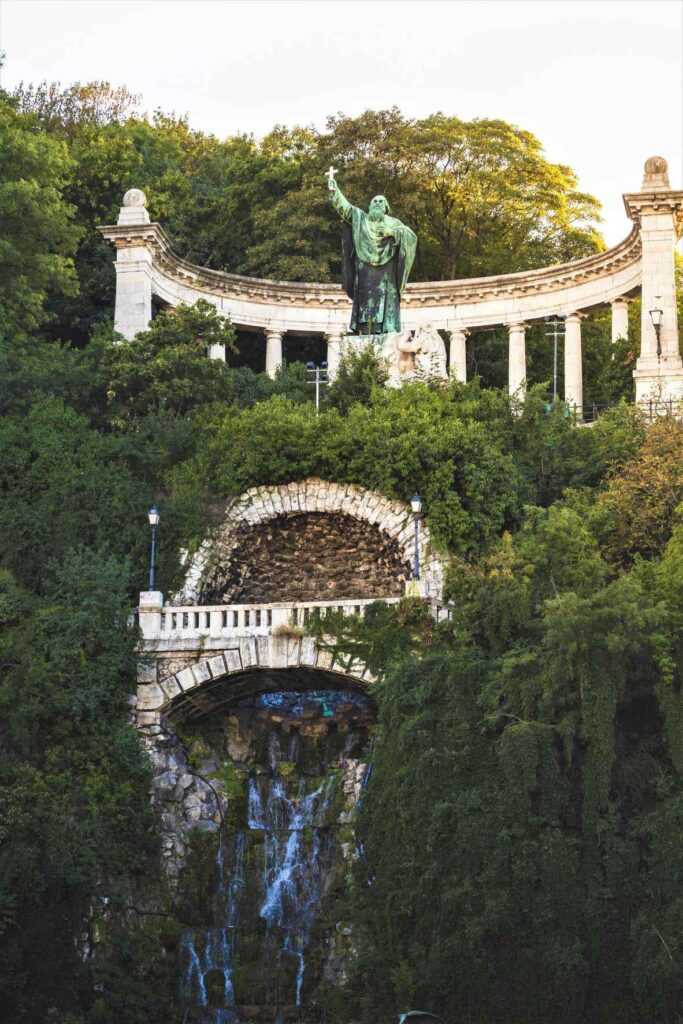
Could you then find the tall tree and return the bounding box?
[0,90,81,341]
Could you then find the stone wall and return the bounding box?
[199,511,409,604]
[142,681,373,1020]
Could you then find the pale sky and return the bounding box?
[1,0,681,247]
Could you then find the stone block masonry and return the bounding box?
[199,511,410,604]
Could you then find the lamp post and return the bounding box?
[147,505,160,590]
[410,494,422,581]
[649,304,663,361]
[544,315,565,404]
[306,361,328,413]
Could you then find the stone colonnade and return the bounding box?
[101,157,683,407]
[222,305,629,414]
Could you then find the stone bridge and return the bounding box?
[136,597,391,730]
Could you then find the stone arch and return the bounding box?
[178,478,444,604]
[134,634,374,730]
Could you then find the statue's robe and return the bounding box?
[331,184,417,334]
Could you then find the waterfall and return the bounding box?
[178,688,372,1021]
[249,737,334,1007]
[179,833,245,1022]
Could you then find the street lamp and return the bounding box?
[306,360,328,413]
[649,304,663,360]
[410,494,422,581]
[544,315,565,404]
[147,506,160,590]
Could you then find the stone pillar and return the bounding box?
[508,322,527,399]
[265,328,283,378]
[325,330,344,381]
[139,590,163,641]
[564,312,584,417]
[611,298,630,343]
[113,189,153,341]
[208,343,226,362]
[624,157,683,401]
[449,328,469,383]
[210,609,223,639]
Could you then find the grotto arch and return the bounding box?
[177,478,444,605]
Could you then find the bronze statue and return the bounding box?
[327,167,417,335]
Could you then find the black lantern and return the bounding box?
[147,506,160,590]
[649,305,663,359]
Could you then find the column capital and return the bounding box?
[449,325,470,337]
[265,326,284,339]
[508,321,527,331]
[610,296,631,307]
[564,311,586,323]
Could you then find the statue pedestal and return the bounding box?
[338,327,448,388]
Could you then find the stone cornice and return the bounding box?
[98,220,642,312]
[623,189,683,235]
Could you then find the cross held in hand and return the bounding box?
[326,165,338,187]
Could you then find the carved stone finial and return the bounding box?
[118,187,150,226]
[642,155,670,191]
[123,187,147,208]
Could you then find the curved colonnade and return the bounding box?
[101,156,683,408]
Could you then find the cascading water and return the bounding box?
[178,688,373,1023]
[180,832,245,1022]
[248,752,335,1006]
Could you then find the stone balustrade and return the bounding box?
[140,595,403,644]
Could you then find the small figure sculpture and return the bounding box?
[392,323,448,385]
[327,167,417,335]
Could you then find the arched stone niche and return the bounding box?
[178,478,444,603]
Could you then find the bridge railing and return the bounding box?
[138,594,453,643]
[139,597,400,642]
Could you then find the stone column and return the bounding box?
[265,328,284,379]
[113,189,153,341]
[610,298,630,343]
[449,328,469,383]
[624,157,683,401]
[508,322,527,399]
[325,330,344,381]
[564,312,584,417]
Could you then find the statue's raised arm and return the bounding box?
[327,170,417,335]
[326,167,355,224]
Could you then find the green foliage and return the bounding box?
[0,91,81,341]
[589,417,683,568]
[247,109,603,283]
[6,84,605,350]
[326,347,389,415]
[103,300,237,420]
[1,73,681,1024]
[0,548,164,1022]
[334,495,683,1024]
[179,382,524,554]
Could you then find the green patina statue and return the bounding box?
[327,166,417,335]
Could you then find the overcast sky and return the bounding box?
[1,0,681,247]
